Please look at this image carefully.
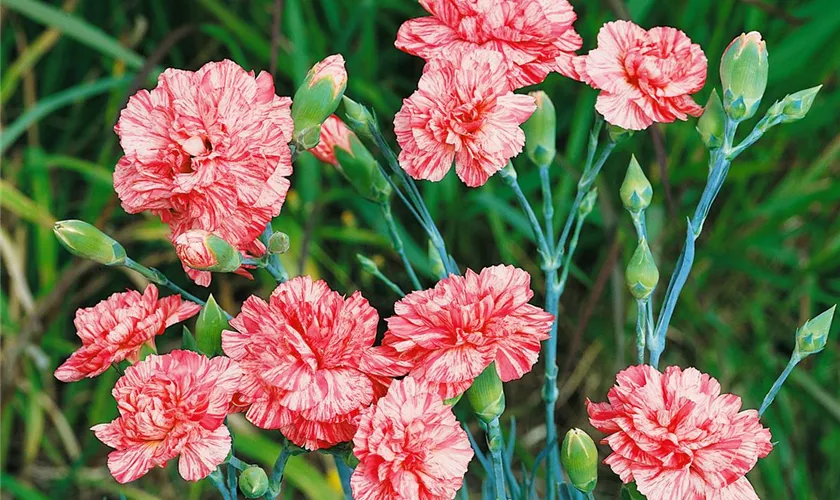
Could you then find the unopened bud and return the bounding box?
[195,294,229,356]
[428,240,446,279]
[292,55,348,149]
[794,305,835,359]
[267,232,290,255]
[335,135,392,203]
[342,96,376,138]
[620,156,652,213]
[356,254,379,275]
[561,428,599,494]
[607,123,635,143]
[696,89,726,149]
[239,466,269,498]
[720,32,768,121]
[579,188,598,218]
[174,230,242,273]
[779,85,821,124]
[54,220,126,266]
[522,91,556,166]
[625,239,659,300]
[466,363,505,424]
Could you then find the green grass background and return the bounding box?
[1,0,838,498]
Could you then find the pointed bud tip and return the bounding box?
[54,219,126,266]
[239,466,269,498]
[620,156,653,213]
[697,89,726,149]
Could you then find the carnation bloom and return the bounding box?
[351,377,473,500]
[113,59,293,285]
[394,50,536,187]
[308,115,354,166]
[54,285,200,382]
[91,350,240,483]
[382,265,554,399]
[221,276,406,450]
[396,0,582,89]
[587,365,773,500]
[574,21,707,130]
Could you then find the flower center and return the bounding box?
[178,135,213,173]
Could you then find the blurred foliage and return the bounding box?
[1,0,838,498]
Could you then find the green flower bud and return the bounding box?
[779,85,822,124]
[335,135,392,203]
[54,220,126,266]
[356,254,379,275]
[625,239,659,300]
[195,295,229,356]
[696,89,726,149]
[466,363,505,424]
[560,428,599,494]
[342,96,376,138]
[428,240,446,279]
[620,156,653,213]
[720,32,768,121]
[794,305,835,359]
[267,231,291,255]
[607,123,635,143]
[174,229,242,273]
[239,466,269,499]
[522,91,556,166]
[292,55,348,149]
[579,188,598,218]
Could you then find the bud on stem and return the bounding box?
[466,363,505,424]
[54,220,126,266]
[239,466,269,498]
[626,239,659,301]
[174,230,242,273]
[697,89,726,149]
[292,55,348,149]
[267,232,291,255]
[620,156,653,213]
[561,428,599,494]
[342,96,376,138]
[720,32,768,121]
[794,305,835,360]
[522,91,556,166]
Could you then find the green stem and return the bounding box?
[759,355,800,416]
[266,442,292,500]
[334,456,354,500]
[539,164,556,251]
[486,417,508,500]
[380,201,422,290]
[369,268,406,297]
[208,467,233,500]
[499,165,552,259]
[635,299,647,365]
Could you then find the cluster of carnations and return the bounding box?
[51,1,830,499]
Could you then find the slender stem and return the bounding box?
[380,201,422,290]
[259,224,289,283]
[727,114,782,161]
[208,467,233,500]
[266,442,292,500]
[367,267,406,297]
[635,299,647,364]
[499,165,551,259]
[226,455,248,471]
[759,355,800,416]
[556,209,587,298]
[486,417,508,500]
[586,492,596,500]
[334,457,354,500]
[540,164,556,252]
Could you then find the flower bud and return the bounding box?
[239,466,269,498]
[720,32,768,121]
[54,220,126,266]
[696,89,726,149]
[607,123,634,143]
[292,55,348,149]
[267,231,290,255]
[195,294,229,356]
[342,96,376,138]
[579,188,598,218]
[620,156,653,213]
[794,305,835,359]
[626,239,659,300]
[466,363,505,424]
[522,91,556,166]
[428,240,446,279]
[356,254,379,275]
[336,135,392,203]
[174,229,242,273]
[560,428,598,494]
[779,85,822,124]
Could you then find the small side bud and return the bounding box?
[607,123,635,143]
[428,240,446,279]
[620,156,653,213]
[342,96,376,138]
[561,428,599,494]
[720,32,768,121]
[54,220,126,266]
[356,254,379,275]
[195,294,229,356]
[794,305,835,359]
[174,229,242,273]
[579,188,598,218]
[696,89,726,149]
[239,466,269,499]
[466,363,505,424]
[779,85,822,124]
[292,55,348,149]
[267,232,291,255]
[626,239,659,300]
[336,135,392,203]
[522,91,556,166]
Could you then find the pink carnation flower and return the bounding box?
[221,276,406,450]
[113,60,293,285]
[309,115,354,166]
[351,377,473,500]
[394,49,536,188]
[91,350,240,483]
[396,0,582,89]
[54,285,200,382]
[574,21,707,131]
[382,265,554,399]
[587,365,773,500]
